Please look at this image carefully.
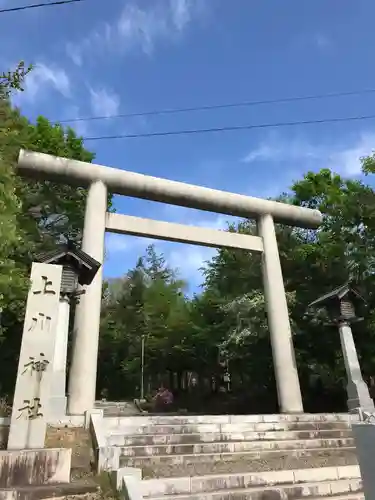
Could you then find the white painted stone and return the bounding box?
[8,263,62,450]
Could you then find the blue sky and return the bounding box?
[3,0,375,292]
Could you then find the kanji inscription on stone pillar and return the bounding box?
[8,263,62,450]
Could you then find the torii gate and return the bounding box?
[17,149,323,415]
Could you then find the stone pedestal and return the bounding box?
[352,423,375,500]
[49,296,70,417]
[8,263,62,450]
[338,321,374,412]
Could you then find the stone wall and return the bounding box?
[0,448,71,487]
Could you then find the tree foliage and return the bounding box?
[0,61,33,97]
[0,69,110,395]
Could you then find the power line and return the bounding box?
[0,0,84,14]
[60,88,375,125]
[82,113,375,142]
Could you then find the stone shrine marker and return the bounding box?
[8,263,62,450]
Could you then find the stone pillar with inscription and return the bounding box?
[8,263,62,450]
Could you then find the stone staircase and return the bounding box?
[95,400,141,416]
[100,413,363,500]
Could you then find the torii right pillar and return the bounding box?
[258,214,304,413]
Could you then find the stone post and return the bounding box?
[49,295,70,417]
[8,263,62,449]
[258,214,303,413]
[67,180,107,415]
[352,422,375,500]
[338,320,374,412]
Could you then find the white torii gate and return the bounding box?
[17,149,323,415]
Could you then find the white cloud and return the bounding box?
[89,87,120,118]
[243,135,322,164]
[170,0,194,31]
[66,0,204,65]
[66,42,83,67]
[18,62,71,101]
[243,132,375,177]
[328,134,375,176]
[117,3,168,55]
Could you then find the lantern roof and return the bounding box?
[308,281,366,309]
[35,240,100,286]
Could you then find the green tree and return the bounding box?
[198,166,375,412]
[0,92,110,397]
[0,61,33,97]
[97,245,190,400]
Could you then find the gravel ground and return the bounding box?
[133,449,359,478]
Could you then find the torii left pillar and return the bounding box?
[67,180,107,415]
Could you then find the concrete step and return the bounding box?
[107,428,352,446]
[121,448,358,478]
[95,402,141,417]
[147,478,362,500]
[302,495,363,500]
[141,465,361,498]
[120,437,354,457]
[103,413,353,429]
[104,421,352,436]
[0,480,99,500]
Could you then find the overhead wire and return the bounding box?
[0,0,84,14]
[82,113,375,142]
[59,88,375,124]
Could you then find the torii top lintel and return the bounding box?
[17,149,323,229]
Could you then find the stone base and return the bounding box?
[0,448,71,487]
[347,379,375,412]
[352,423,375,500]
